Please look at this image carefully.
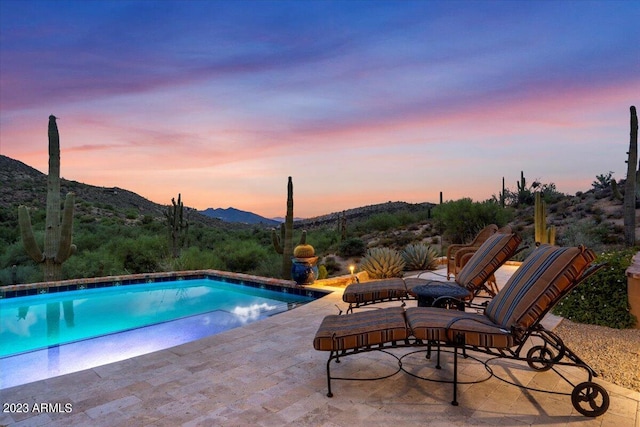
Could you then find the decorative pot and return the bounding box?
[291,256,319,285]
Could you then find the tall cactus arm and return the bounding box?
[56,192,76,263]
[18,205,44,263]
[272,224,284,254]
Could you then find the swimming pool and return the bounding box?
[0,272,328,388]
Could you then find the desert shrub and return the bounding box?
[402,243,439,271]
[317,264,328,280]
[63,249,123,278]
[251,253,282,277]
[553,248,637,329]
[432,198,512,243]
[116,235,167,274]
[305,229,339,255]
[394,210,419,226]
[538,183,565,204]
[558,220,604,251]
[125,209,139,220]
[592,172,614,190]
[377,231,416,249]
[338,238,366,257]
[359,247,405,279]
[173,246,224,271]
[322,256,341,275]
[219,240,269,273]
[141,215,154,225]
[0,240,38,269]
[363,213,401,232]
[0,264,40,286]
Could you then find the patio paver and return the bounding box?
[1,265,638,426]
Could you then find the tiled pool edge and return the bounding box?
[0,270,332,300]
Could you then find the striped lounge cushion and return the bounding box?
[455,232,522,291]
[485,245,596,335]
[405,307,514,348]
[342,278,407,304]
[313,307,408,351]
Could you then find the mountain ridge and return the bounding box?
[199,207,280,226]
[1,155,433,228]
[0,155,234,229]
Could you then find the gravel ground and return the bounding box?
[554,319,640,392]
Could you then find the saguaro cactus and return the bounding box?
[271,176,306,279]
[624,105,638,246]
[534,192,556,245]
[516,171,527,205]
[165,193,189,258]
[18,115,76,282]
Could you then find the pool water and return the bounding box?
[0,278,318,388]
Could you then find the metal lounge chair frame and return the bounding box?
[446,224,499,280]
[313,245,609,417]
[342,232,523,313]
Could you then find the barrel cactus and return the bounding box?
[293,243,315,258]
[401,243,439,271]
[359,247,405,279]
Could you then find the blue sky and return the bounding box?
[1,0,638,217]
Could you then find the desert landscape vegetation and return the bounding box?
[1,107,639,394]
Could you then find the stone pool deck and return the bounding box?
[1,265,639,426]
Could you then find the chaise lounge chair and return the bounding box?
[451,225,514,294]
[446,224,499,280]
[342,231,522,312]
[313,244,608,417]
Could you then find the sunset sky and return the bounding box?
[1,0,638,218]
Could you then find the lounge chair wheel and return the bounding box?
[571,381,609,417]
[526,345,555,371]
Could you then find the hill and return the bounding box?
[0,155,437,229]
[0,155,240,229]
[1,154,637,249]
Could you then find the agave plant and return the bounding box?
[402,243,439,271]
[359,247,405,279]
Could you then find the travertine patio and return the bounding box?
[1,265,639,426]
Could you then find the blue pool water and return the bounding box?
[0,278,319,388]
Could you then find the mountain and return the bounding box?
[200,207,280,226]
[0,155,243,229]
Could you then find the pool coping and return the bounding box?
[0,270,333,300]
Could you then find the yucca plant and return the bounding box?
[359,247,405,279]
[402,243,439,271]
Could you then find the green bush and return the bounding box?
[0,264,40,286]
[305,229,339,256]
[432,198,512,243]
[553,248,637,329]
[338,238,366,257]
[62,249,123,278]
[250,253,282,277]
[117,236,167,274]
[363,213,401,232]
[359,247,405,279]
[317,264,328,280]
[173,247,224,271]
[219,240,269,273]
